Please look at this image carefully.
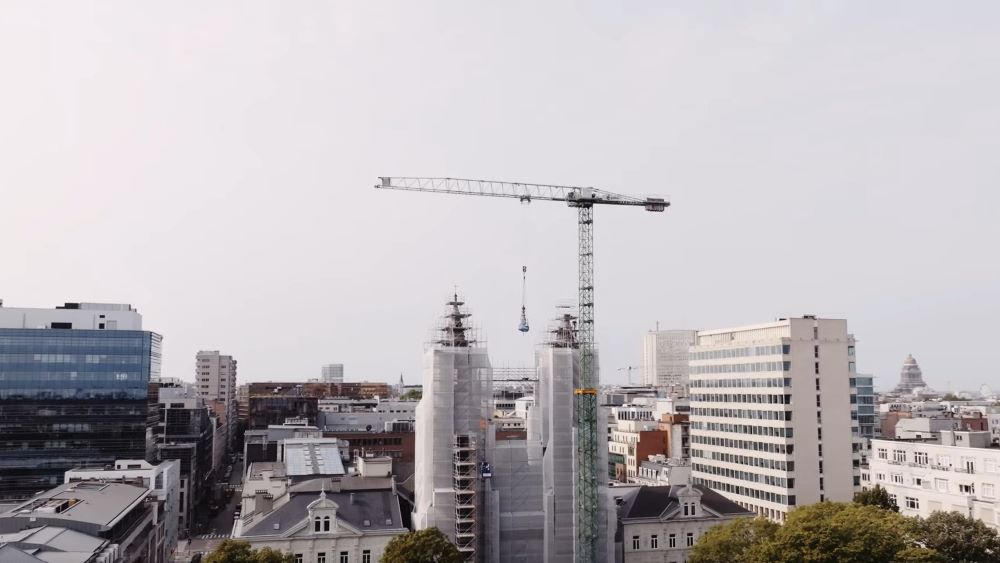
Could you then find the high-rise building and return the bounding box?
[412,295,491,562]
[195,350,236,449]
[641,330,697,390]
[689,316,855,521]
[0,302,161,500]
[321,363,344,383]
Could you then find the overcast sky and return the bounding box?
[2,2,997,391]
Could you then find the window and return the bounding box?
[314,517,321,532]
[686,532,695,547]
[987,459,997,473]
[339,552,348,563]
[892,474,903,484]
[362,552,371,563]
[893,450,906,463]
[905,497,919,509]
[317,554,326,563]
[632,535,640,550]
[984,483,995,498]
[650,534,658,548]
[960,484,974,494]
[889,494,898,506]
[915,452,929,465]
[935,478,948,492]
[324,516,331,531]
[877,448,888,460]
[295,556,303,563]
[669,533,676,548]
[913,477,923,487]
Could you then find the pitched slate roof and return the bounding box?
[242,490,403,537]
[616,485,754,520]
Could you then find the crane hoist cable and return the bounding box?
[518,266,530,333]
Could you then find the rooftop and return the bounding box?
[617,485,755,521]
[0,482,148,529]
[242,488,403,537]
[0,526,108,563]
[283,440,346,477]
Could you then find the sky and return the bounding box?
[1,2,997,391]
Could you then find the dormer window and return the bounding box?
[323,516,331,531]
[314,517,322,532]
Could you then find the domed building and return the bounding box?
[892,354,929,395]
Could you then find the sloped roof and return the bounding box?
[242,490,403,537]
[617,485,753,520]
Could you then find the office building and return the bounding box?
[321,363,344,384]
[0,481,166,562]
[864,431,1000,528]
[65,459,181,562]
[0,301,161,500]
[641,330,697,390]
[689,316,855,521]
[195,350,237,450]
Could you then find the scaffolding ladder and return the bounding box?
[454,434,479,562]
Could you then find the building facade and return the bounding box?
[196,350,237,450]
[0,301,161,500]
[641,330,697,390]
[689,316,856,521]
[614,484,755,563]
[322,364,345,384]
[864,431,1000,528]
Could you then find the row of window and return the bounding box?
[690,377,792,389]
[0,353,143,364]
[693,461,792,487]
[875,448,991,472]
[691,408,792,422]
[630,531,695,550]
[691,422,793,438]
[691,361,791,375]
[689,393,792,405]
[692,435,794,455]
[690,345,790,361]
[293,552,371,563]
[694,476,794,506]
[692,450,795,472]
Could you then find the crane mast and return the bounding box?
[375,177,667,562]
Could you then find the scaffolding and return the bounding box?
[454,434,479,560]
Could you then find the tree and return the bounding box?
[203,540,294,563]
[914,511,1000,563]
[854,485,900,512]
[941,393,962,401]
[689,517,778,563]
[691,502,942,563]
[400,389,422,401]
[381,528,462,563]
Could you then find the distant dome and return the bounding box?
[893,354,928,395]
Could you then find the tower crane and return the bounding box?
[617,365,644,385]
[375,176,668,562]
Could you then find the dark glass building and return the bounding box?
[0,326,161,499]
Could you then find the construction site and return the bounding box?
[381,178,668,562]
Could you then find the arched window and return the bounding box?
[314,517,321,532]
[323,516,331,531]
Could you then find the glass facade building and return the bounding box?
[0,329,161,499]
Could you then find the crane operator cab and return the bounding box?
[518,266,530,333]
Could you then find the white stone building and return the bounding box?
[632,455,692,487]
[614,484,754,563]
[689,316,856,521]
[864,431,1000,528]
[641,330,698,390]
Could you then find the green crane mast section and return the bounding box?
[374,176,668,562]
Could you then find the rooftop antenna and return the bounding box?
[518,266,530,333]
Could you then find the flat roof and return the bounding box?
[1,483,147,528]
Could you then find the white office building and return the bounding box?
[641,330,697,390]
[865,431,1000,528]
[689,316,856,521]
[322,364,345,384]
